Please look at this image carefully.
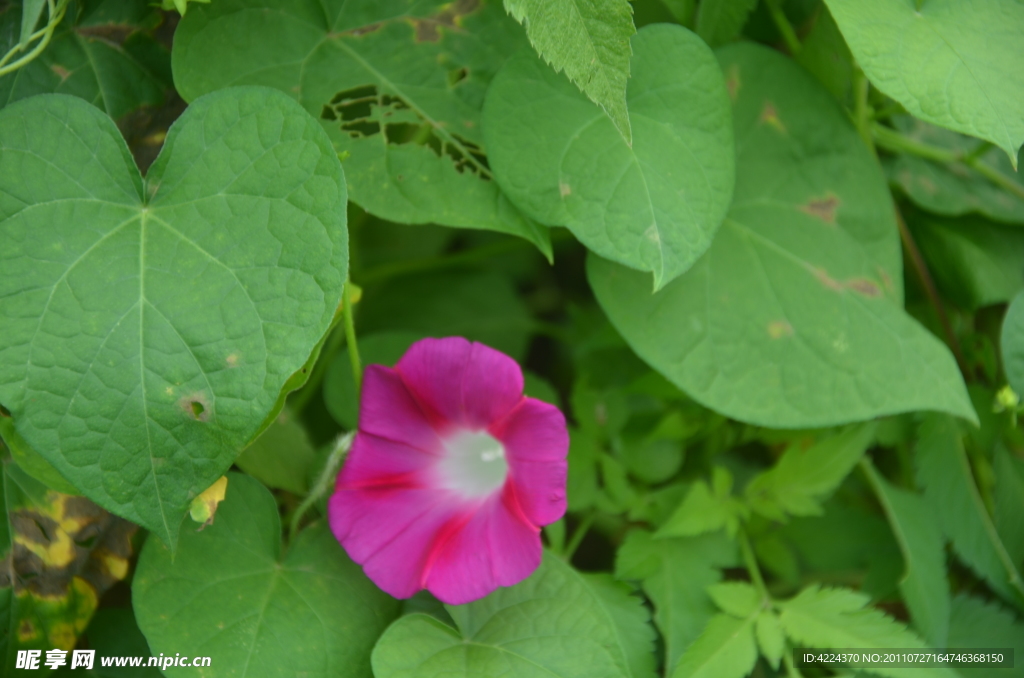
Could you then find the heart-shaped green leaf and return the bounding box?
[171,0,551,256]
[372,552,655,678]
[0,89,347,545]
[824,0,1024,165]
[588,43,975,428]
[134,473,399,678]
[484,24,734,290]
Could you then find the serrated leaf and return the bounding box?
[134,474,398,678]
[236,409,317,495]
[0,89,347,545]
[372,552,654,678]
[745,424,874,521]
[696,0,757,47]
[485,24,734,289]
[1,459,137,668]
[657,478,734,538]
[886,117,1024,224]
[588,42,976,428]
[1001,291,1024,397]
[706,582,760,618]
[914,415,1024,609]
[947,594,1024,678]
[503,0,635,144]
[908,210,1024,311]
[581,574,658,678]
[863,462,949,647]
[0,8,169,119]
[993,446,1024,568]
[671,613,757,678]
[824,0,1024,165]
[777,585,958,678]
[755,611,784,670]
[171,0,551,255]
[615,530,738,672]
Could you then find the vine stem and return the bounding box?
[765,0,801,55]
[737,528,769,598]
[853,68,876,157]
[289,431,354,542]
[0,0,69,77]
[872,123,1024,201]
[343,280,362,394]
[562,514,595,561]
[894,206,969,376]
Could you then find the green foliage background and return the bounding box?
[0,0,1023,676]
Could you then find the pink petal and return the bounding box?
[329,485,464,599]
[358,364,443,454]
[422,484,542,605]
[396,337,525,430]
[335,432,436,490]
[492,398,569,526]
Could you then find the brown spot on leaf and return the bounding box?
[559,183,571,197]
[813,267,844,292]
[411,0,478,42]
[226,353,239,368]
[726,65,741,101]
[178,392,211,422]
[75,25,134,44]
[767,320,794,338]
[846,278,881,297]
[50,65,71,82]
[800,193,840,223]
[759,101,786,134]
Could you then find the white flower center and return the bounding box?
[437,430,509,498]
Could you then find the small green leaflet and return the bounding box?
[695,0,758,47]
[862,461,949,648]
[503,0,635,145]
[658,467,745,538]
[745,424,874,521]
[754,612,784,670]
[589,42,976,428]
[824,0,1024,166]
[485,24,734,290]
[371,552,655,678]
[0,89,347,546]
[914,415,1024,610]
[706,582,760,618]
[886,117,1024,225]
[777,585,958,678]
[671,613,757,678]
[1001,291,1024,397]
[172,0,551,255]
[134,474,399,678]
[615,530,738,674]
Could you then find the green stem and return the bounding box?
[873,123,1024,201]
[765,0,801,54]
[289,432,354,542]
[782,646,805,678]
[853,69,876,157]
[962,140,994,163]
[343,280,362,394]
[738,528,769,599]
[563,514,595,561]
[0,0,68,76]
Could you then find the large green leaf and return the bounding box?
[1,459,137,671]
[695,0,757,47]
[777,585,957,678]
[485,24,734,289]
[864,463,949,648]
[744,424,874,521]
[886,118,1024,224]
[133,474,399,678]
[0,89,347,546]
[589,42,976,428]
[824,0,1024,165]
[372,552,654,678]
[615,530,737,673]
[0,5,169,119]
[1001,290,1024,397]
[503,0,635,144]
[172,0,550,254]
[914,415,1024,609]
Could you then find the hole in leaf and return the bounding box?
[321,84,490,177]
[448,66,469,87]
[190,401,205,418]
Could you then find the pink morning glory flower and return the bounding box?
[328,337,569,605]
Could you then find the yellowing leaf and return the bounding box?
[189,476,228,528]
